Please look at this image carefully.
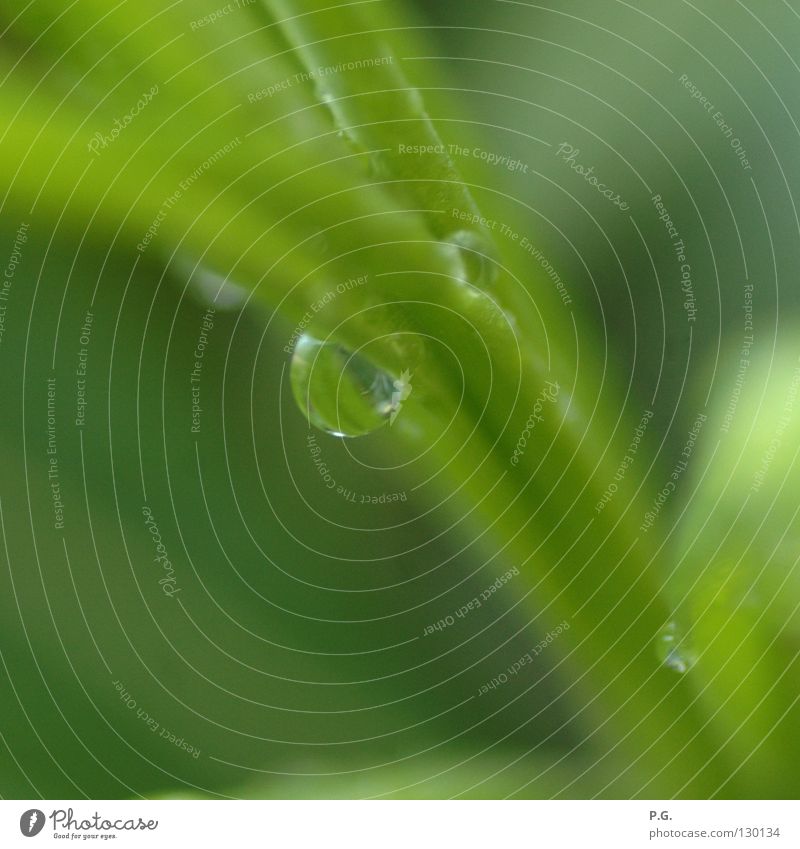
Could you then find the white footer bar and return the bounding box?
[1,800,794,848]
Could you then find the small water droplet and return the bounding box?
[449,229,499,288]
[315,85,365,153]
[656,621,696,674]
[315,85,336,107]
[195,271,248,310]
[335,124,363,154]
[290,334,409,438]
[368,149,392,182]
[174,255,248,311]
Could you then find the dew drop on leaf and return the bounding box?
[190,267,248,311]
[290,334,410,438]
[449,229,499,288]
[656,621,696,674]
[173,255,248,311]
[368,150,392,182]
[316,85,364,153]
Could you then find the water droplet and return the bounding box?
[193,269,248,311]
[449,229,499,288]
[335,124,363,154]
[656,621,696,674]
[290,334,409,438]
[368,150,392,182]
[315,85,336,107]
[173,255,248,311]
[315,85,365,153]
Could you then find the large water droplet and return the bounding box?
[449,229,499,288]
[290,334,409,438]
[656,621,696,674]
